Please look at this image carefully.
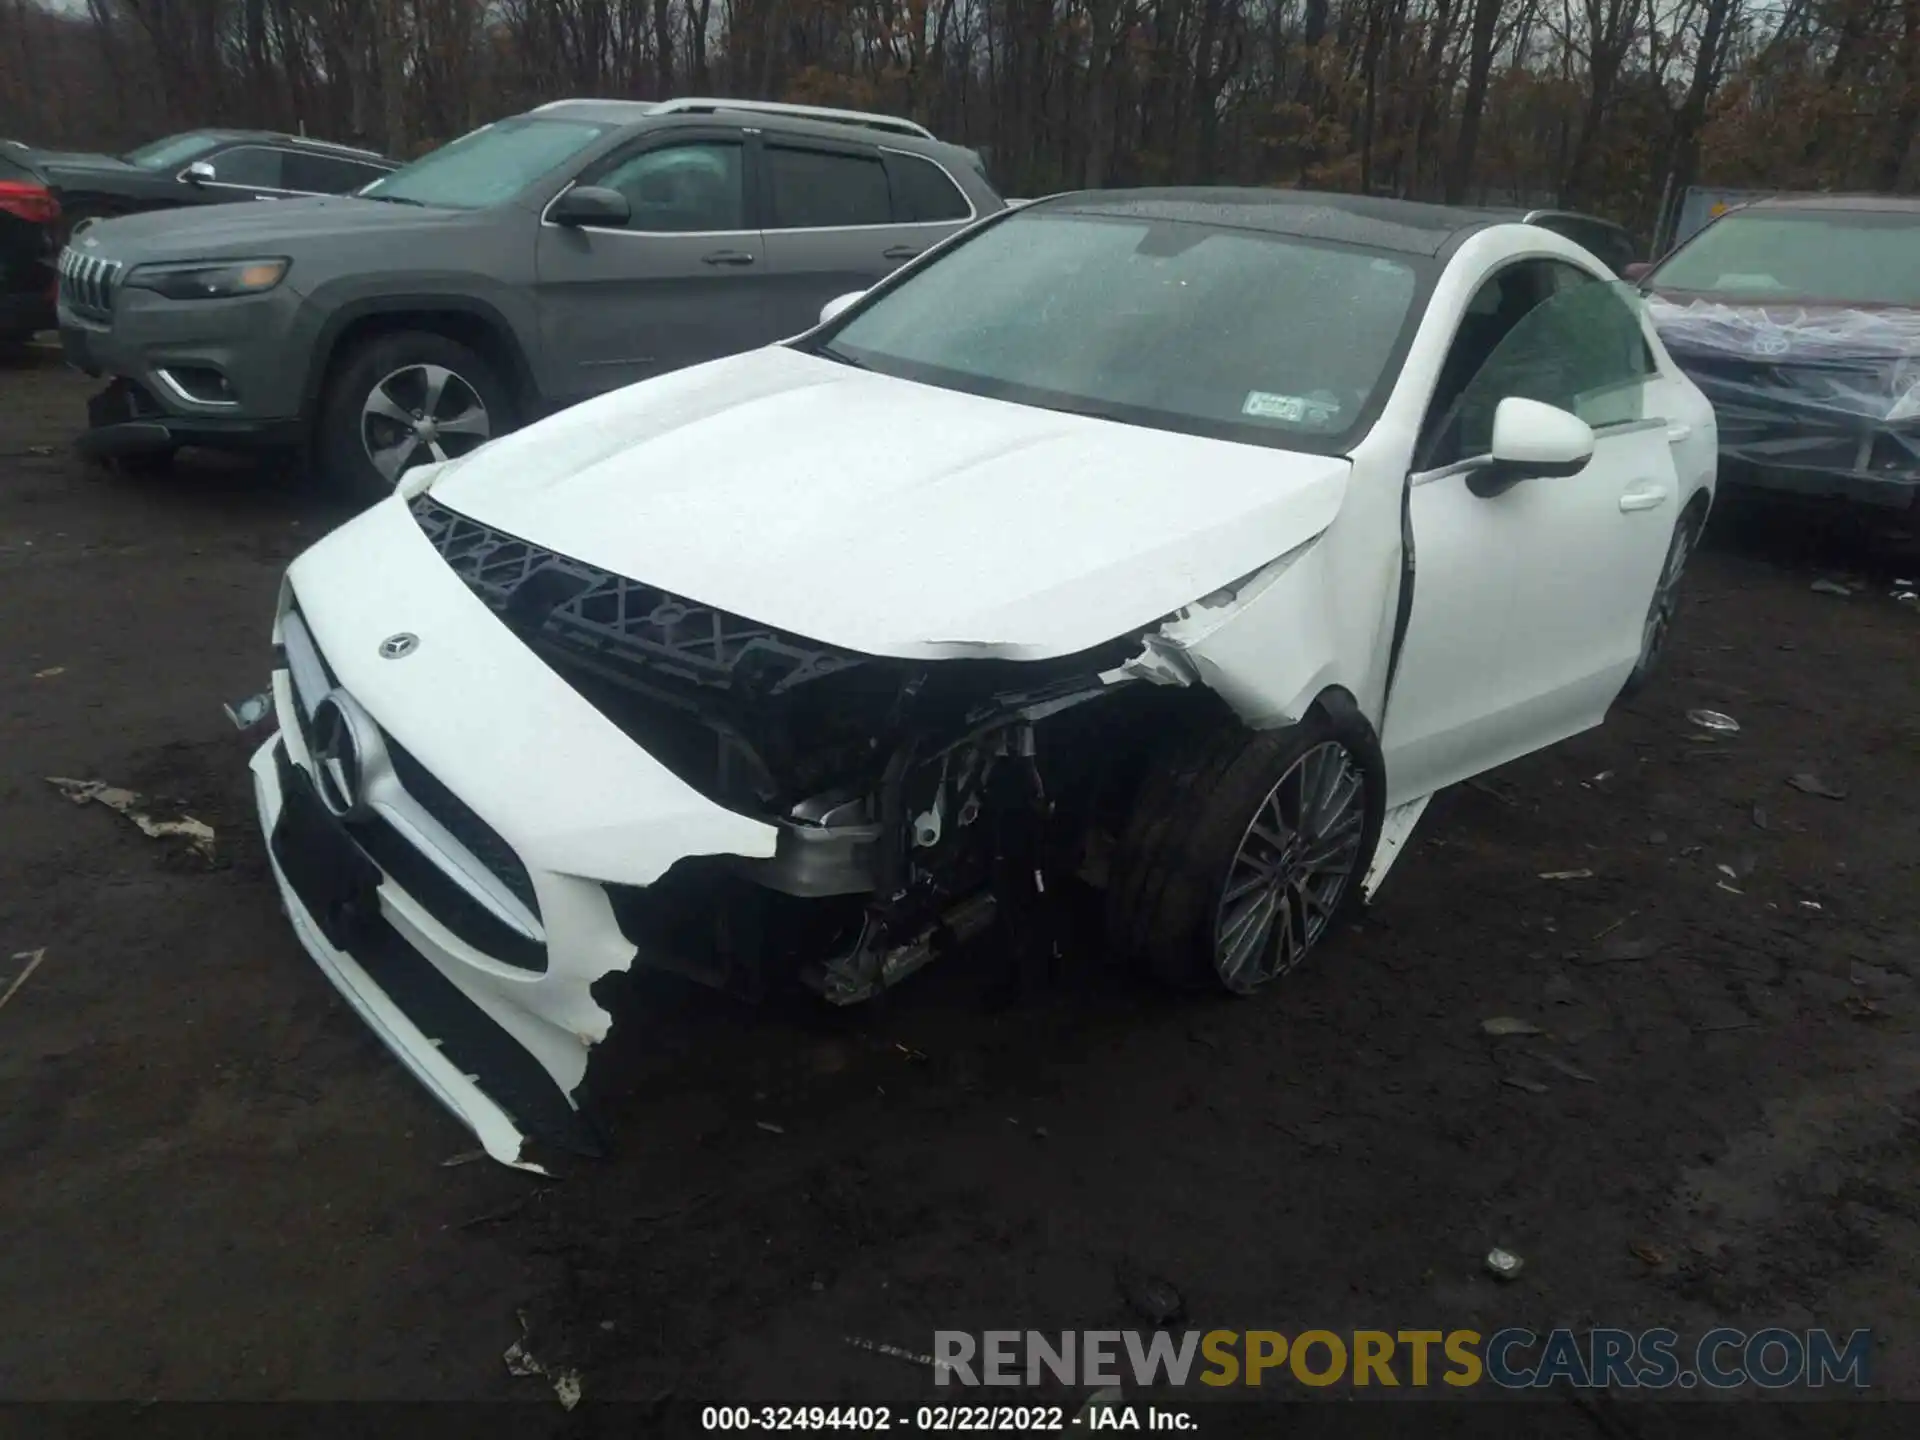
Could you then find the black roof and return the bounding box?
[1029,188,1517,256]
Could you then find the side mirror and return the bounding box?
[184,160,217,186]
[549,185,630,228]
[1620,261,1651,283]
[1470,397,1595,497]
[819,290,866,326]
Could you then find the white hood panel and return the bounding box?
[433,347,1351,660]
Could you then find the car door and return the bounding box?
[1381,258,1681,805]
[756,135,973,337]
[192,144,300,202]
[532,130,766,404]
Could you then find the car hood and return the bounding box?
[75,195,465,258]
[427,346,1351,661]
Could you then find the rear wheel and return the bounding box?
[318,330,512,507]
[1107,705,1384,994]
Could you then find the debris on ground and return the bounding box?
[1538,868,1595,881]
[844,1334,948,1372]
[1525,1050,1598,1084]
[1591,934,1662,963]
[756,1121,787,1135]
[1629,1241,1668,1267]
[1809,578,1854,596]
[1481,1016,1543,1037]
[1,949,47,1015]
[1844,996,1888,1022]
[1116,1264,1185,1325]
[1751,804,1769,830]
[1787,772,1848,800]
[222,692,273,730]
[1484,1248,1525,1281]
[1799,900,1824,912]
[1502,1075,1550,1094]
[1465,777,1518,806]
[32,666,64,679]
[46,777,215,861]
[502,1310,581,1411]
[439,1149,485,1168]
[1685,709,1740,733]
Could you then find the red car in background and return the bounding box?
[1,146,60,342]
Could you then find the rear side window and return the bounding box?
[205,145,285,188]
[284,152,387,194]
[766,146,890,229]
[887,153,971,223]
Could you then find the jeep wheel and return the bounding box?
[320,331,512,506]
[1107,706,1385,994]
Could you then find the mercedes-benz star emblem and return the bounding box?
[379,632,419,659]
[308,690,383,820]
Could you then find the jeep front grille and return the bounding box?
[58,247,123,317]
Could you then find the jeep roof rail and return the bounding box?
[649,97,935,141]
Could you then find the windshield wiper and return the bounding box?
[359,192,428,207]
[805,342,869,370]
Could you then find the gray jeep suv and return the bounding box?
[57,98,1001,499]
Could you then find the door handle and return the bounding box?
[701,249,755,267]
[1618,482,1671,513]
[882,245,920,261]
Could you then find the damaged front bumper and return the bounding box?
[253,495,783,1170]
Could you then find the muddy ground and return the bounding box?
[2,344,1918,1428]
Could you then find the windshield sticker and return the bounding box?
[1243,390,1341,426]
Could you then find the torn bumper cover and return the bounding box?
[252,495,778,1171]
[1650,297,1920,508]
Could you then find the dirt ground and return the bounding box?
[3,343,1918,1425]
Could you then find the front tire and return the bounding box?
[318,330,512,507]
[1619,505,1702,700]
[1107,706,1384,994]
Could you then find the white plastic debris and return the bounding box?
[223,691,273,730]
[1686,709,1741,734]
[47,777,215,860]
[1539,868,1595,881]
[1484,1248,1526,1280]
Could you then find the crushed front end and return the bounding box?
[255,491,1188,1165]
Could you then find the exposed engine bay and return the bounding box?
[413,496,1205,1003]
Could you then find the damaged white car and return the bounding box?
[250,189,1717,1168]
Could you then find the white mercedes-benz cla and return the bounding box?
[251,188,1717,1168]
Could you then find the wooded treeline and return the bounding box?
[1,0,1913,241]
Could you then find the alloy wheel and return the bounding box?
[1212,740,1368,993]
[1641,520,1695,667]
[360,363,491,485]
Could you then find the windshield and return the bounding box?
[1652,210,1920,306]
[818,208,1424,451]
[123,132,224,171]
[359,118,611,209]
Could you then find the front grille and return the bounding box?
[58,246,123,317]
[382,731,538,914]
[279,598,544,970]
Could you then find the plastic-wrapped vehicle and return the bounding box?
[1636,194,1920,510]
[248,189,1717,1168]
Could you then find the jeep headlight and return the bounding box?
[124,257,289,300]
